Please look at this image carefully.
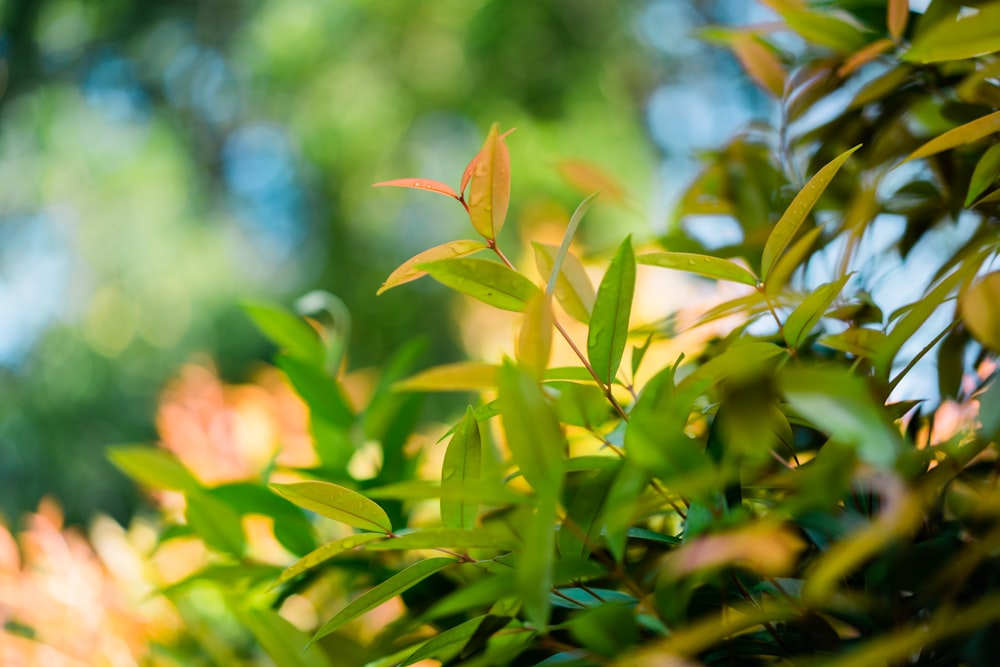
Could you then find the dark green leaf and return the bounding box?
[441,407,483,530]
[588,236,636,385]
[365,528,514,551]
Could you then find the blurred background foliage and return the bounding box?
[0,0,769,525]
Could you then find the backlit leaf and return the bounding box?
[272,533,385,588]
[467,123,511,240]
[837,38,895,78]
[377,240,487,295]
[498,360,566,493]
[888,0,909,41]
[731,34,785,97]
[905,110,1000,163]
[783,10,869,53]
[276,354,353,428]
[185,490,246,557]
[961,272,1000,352]
[244,301,324,366]
[819,327,887,358]
[372,178,461,200]
[107,446,202,494]
[588,237,636,385]
[242,607,334,667]
[516,292,554,378]
[783,275,850,349]
[271,481,392,534]
[520,487,559,627]
[764,225,824,297]
[638,251,758,286]
[761,144,861,278]
[403,616,497,666]
[904,3,1000,63]
[311,558,457,643]
[394,362,499,392]
[965,143,1000,206]
[533,242,595,323]
[441,407,483,530]
[418,257,540,312]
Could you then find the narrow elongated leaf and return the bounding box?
[378,240,486,295]
[394,362,499,392]
[441,407,482,530]
[731,34,785,97]
[271,481,392,534]
[516,293,554,378]
[276,354,353,427]
[588,237,636,385]
[559,467,616,559]
[366,528,514,551]
[467,123,511,240]
[819,327,887,358]
[761,145,861,278]
[372,178,461,200]
[498,361,566,493]
[966,143,1000,206]
[545,193,599,298]
[365,480,524,505]
[763,225,824,297]
[837,38,895,77]
[243,607,334,667]
[905,110,1000,163]
[533,242,595,323]
[520,487,559,627]
[403,616,495,666]
[272,533,384,588]
[888,0,909,41]
[107,446,202,493]
[783,275,850,349]
[638,251,758,286]
[904,3,1000,63]
[961,272,1000,352]
[185,490,246,557]
[601,460,650,562]
[311,558,457,643]
[419,257,540,312]
[244,301,324,366]
[419,571,516,622]
[783,10,868,53]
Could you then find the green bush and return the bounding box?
[111,2,1000,665]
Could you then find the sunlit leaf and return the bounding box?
[783,275,850,349]
[961,271,1000,352]
[107,445,202,494]
[588,237,636,385]
[498,360,566,493]
[965,143,1000,206]
[271,481,392,534]
[533,242,595,323]
[311,558,457,643]
[783,10,869,53]
[888,0,909,41]
[761,144,861,278]
[394,362,499,392]
[731,33,785,97]
[548,381,612,429]
[244,301,324,366]
[243,607,334,667]
[467,123,511,240]
[372,178,461,200]
[364,480,525,505]
[276,354,353,427]
[377,240,487,295]
[366,528,515,551]
[441,407,482,530]
[558,161,627,204]
[904,3,1000,63]
[272,533,385,589]
[185,490,246,557]
[516,292,554,378]
[763,225,824,297]
[638,251,758,286]
[418,257,540,312]
[905,110,1000,163]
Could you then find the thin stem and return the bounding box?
[731,574,794,655]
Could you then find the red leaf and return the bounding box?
[467,123,512,241]
[372,178,460,200]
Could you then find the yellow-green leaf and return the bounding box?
[467,123,511,240]
[365,528,514,551]
[244,301,324,366]
[588,237,636,385]
[498,360,566,494]
[377,240,486,295]
[819,327,887,358]
[516,292,554,378]
[271,481,392,534]
[783,275,850,349]
[186,490,246,557]
[783,10,869,53]
[394,362,499,392]
[441,407,482,530]
[761,144,861,278]
[272,533,384,589]
[418,257,540,312]
[904,3,1000,63]
[961,272,1000,352]
[764,225,824,297]
[533,242,595,323]
[638,251,758,286]
[905,110,1000,164]
[107,446,202,494]
[242,607,334,667]
[966,143,1000,206]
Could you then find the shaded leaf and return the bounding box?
[560,466,617,559]
[364,480,524,506]
[403,616,498,666]
[441,407,482,530]
[965,143,1000,206]
[107,446,202,494]
[837,38,895,78]
[588,237,636,385]
[185,490,246,557]
[638,251,758,286]
[961,271,1000,352]
[276,354,353,428]
[394,362,499,392]
[533,242,595,324]
[372,178,460,200]
[904,3,1000,63]
[378,240,487,295]
[520,487,559,627]
[419,257,540,312]
[497,360,566,493]
[271,481,392,534]
[243,607,334,667]
[783,275,850,349]
[905,110,1000,163]
[273,533,384,588]
[819,327,887,358]
[467,123,511,240]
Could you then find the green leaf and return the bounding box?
[783,9,869,53]
[272,533,384,589]
[905,110,1000,163]
[441,407,483,530]
[243,301,324,366]
[467,123,511,240]
[276,354,353,428]
[761,145,861,279]
[568,602,639,658]
[365,528,515,551]
[533,242,595,323]
[783,275,850,349]
[600,461,649,562]
[419,571,516,622]
[520,487,559,628]
[548,381,611,429]
[819,327,887,358]
[311,558,457,643]
[542,192,599,296]
[378,240,487,295]
[107,446,202,494]
[418,257,540,312]
[961,271,1000,352]
[588,236,636,385]
[271,481,392,534]
[638,251,758,286]
[559,466,617,559]
[904,3,1000,63]
[497,360,566,494]
[185,490,246,557]
[764,225,824,297]
[631,333,654,378]
[364,481,525,506]
[403,616,497,666]
[966,143,1000,206]
[242,606,335,667]
[394,362,499,392]
[516,292,554,378]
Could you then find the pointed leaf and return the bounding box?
[764,225,824,297]
[271,481,392,534]
[520,487,559,628]
[545,193,599,297]
[243,607,334,667]
[378,240,487,295]
[888,0,909,41]
[372,178,461,200]
[966,143,1000,206]
[418,257,540,312]
[588,237,636,385]
[638,251,758,286]
[276,354,353,428]
[783,10,869,53]
[498,360,566,493]
[533,242,595,323]
[107,446,202,494]
[185,490,246,557]
[366,528,515,551]
[403,616,497,666]
[601,460,650,563]
[783,275,850,349]
[761,144,861,278]
[311,558,457,643]
[559,466,617,559]
[244,301,324,366]
[904,3,1000,63]
[731,34,785,97]
[961,271,1000,352]
[442,407,483,530]
[905,110,1000,163]
[364,481,524,505]
[467,123,511,240]
[394,362,499,392]
[273,533,384,588]
[516,292,554,378]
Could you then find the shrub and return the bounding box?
[109,2,1000,665]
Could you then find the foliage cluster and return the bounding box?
[100,1,1000,665]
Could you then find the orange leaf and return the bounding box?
[837,38,895,78]
[888,0,909,42]
[731,34,785,98]
[459,156,478,196]
[372,178,460,200]
[467,123,512,241]
[376,240,487,295]
[557,161,626,204]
